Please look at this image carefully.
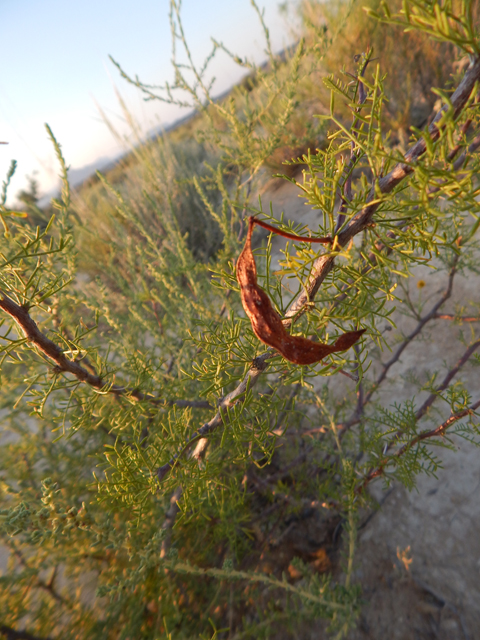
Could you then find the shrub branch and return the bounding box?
[0,290,210,409]
[355,398,480,495]
[155,57,480,482]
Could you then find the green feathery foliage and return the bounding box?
[0,1,479,638]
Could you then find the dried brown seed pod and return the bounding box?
[236,217,365,365]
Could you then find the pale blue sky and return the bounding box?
[0,0,298,204]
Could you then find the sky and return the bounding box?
[0,0,299,205]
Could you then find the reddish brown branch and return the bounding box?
[0,292,103,387]
[434,314,480,322]
[362,256,460,406]
[355,399,480,495]
[415,339,480,421]
[0,290,211,410]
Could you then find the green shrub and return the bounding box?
[0,1,479,638]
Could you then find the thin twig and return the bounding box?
[415,339,480,421]
[434,314,480,322]
[160,485,182,559]
[335,53,374,234]
[356,337,480,461]
[363,255,460,407]
[156,353,271,481]
[355,399,480,495]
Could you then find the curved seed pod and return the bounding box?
[236,217,365,365]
